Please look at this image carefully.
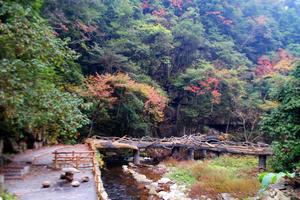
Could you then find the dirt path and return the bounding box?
[5,144,97,200]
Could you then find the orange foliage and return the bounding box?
[84,73,117,104]
[254,15,268,26]
[273,48,295,73]
[187,77,221,104]
[255,49,295,77]
[75,20,97,33]
[58,23,69,32]
[170,0,183,9]
[206,11,233,25]
[85,73,168,122]
[152,8,166,17]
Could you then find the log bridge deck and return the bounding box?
[86,134,273,170]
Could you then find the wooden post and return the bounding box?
[187,148,194,160]
[200,149,207,159]
[171,146,180,158]
[258,155,267,170]
[75,156,79,169]
[133,149,140,165]
[54,151,58,168]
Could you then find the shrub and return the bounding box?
[1,192,17,200]
[261,65,300,172]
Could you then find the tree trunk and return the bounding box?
[175,101,182,136]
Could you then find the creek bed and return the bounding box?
[101,165,149,200]
[101,161,167,200]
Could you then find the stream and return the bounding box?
[101,156,168,200]
[101,165,150,200]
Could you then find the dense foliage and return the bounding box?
[40,0,300,139]
[0,0,89,145]
[261,64,300,171]
[1,0,300,170]
[85,73,167,137]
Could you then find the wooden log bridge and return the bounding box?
[86,134,273,170]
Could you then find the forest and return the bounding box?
[0,0,299,176]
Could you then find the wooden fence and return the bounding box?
[53,151,94,169]
[53,148,108,199]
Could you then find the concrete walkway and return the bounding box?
[5,145,97,200]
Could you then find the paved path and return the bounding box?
[12,144,89,165]
[5,144,97,200]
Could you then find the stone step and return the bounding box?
[4,171,23,176]
[0,163,30,181]
[0,168,23,172]
[4,175,23,180]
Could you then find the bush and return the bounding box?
[1,192,17,200]
[261,65,300,172]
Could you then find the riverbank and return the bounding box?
[163,155,263,199]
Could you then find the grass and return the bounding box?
[163,155,263,199]
[167,166,197,186]
[1,192,17,200]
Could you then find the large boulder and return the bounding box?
[62,167,80,182]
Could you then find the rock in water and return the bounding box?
[122,165,129,173]
[71,180,80,187]
[42,181,51,188]
[148,187,157,195]
[158,177,171,184]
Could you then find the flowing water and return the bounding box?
[101,166,149,200]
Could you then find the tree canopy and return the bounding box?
[1,0,300,171]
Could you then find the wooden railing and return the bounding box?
[88,142,109,200]
[52,151,94,169]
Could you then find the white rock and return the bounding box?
[81,176,89,182]
[122,165,128,172]
[62,167,80,173]
[157,191,169,200]
[71,180,80,187]
[148,187,157,195]
[42,181,51,188]
[170,183,177,190]
[178,185,186,191]
[150,182,159,188]
[158,177,171,184]
[158,191,168,198]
